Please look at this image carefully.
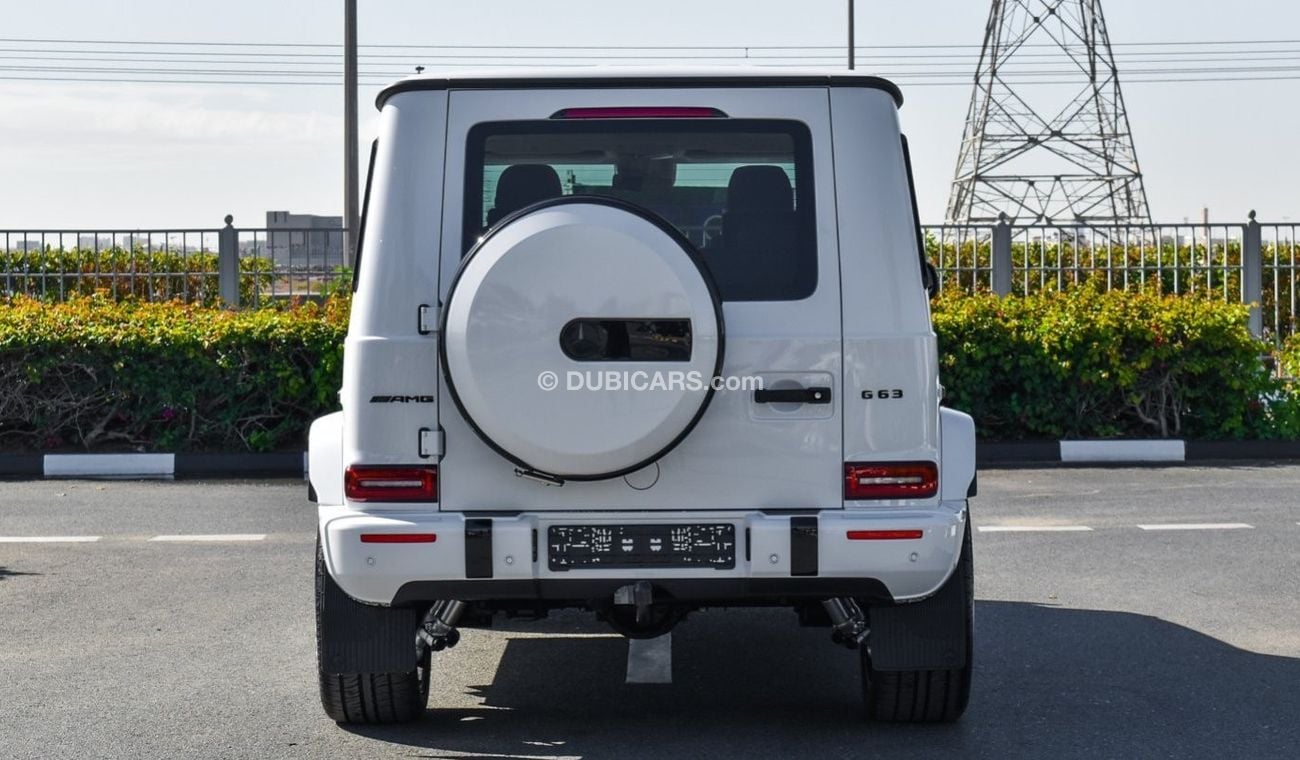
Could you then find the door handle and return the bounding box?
[753,386,832,405]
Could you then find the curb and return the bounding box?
[0,452,308,480]
[980,439,1300,467]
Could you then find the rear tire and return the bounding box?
[861,520,973,723]
[316,539,429,724]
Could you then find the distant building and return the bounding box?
[77,233,147,251]
[239,238,266,258]
[265,211,344,269]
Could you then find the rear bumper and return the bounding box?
[390,576,896,606]
[319,502,967,606]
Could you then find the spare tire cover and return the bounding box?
[440,197,724,480]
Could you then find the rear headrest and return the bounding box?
[726,165,793,213]
[493,164,563,220]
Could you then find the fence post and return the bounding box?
[218,214,239,309]
[992,212,1013,295]
[1242,210,1262,338]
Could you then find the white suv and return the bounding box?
[309,69,976,725]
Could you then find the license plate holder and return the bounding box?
[547,524,736,571]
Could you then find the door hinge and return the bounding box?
[418,427,443,459]
[417,304,435,335]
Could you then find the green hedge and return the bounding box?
[932,288,1300,440]
[1,290,1297,452]
[0,294,347,452]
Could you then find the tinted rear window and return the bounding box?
[464,119,816,302]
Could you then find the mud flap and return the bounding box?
[318,551,420,674]
[866,563,968,671]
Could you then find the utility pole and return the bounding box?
[847,0,855,70]
[343,0,359,268]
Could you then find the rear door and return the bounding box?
[437,86,842,511]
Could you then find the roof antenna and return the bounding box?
[415,65,425,74]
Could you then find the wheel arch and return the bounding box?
[940,407,976,502]
[309,411,345,506]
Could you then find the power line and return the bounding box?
[5,35,1300,50]
[5,35,1300,88]
[10,44,1300,60]
[6,72,1299,88]
[8,60,1300,80]
[13,49,1300,65]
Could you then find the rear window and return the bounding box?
[464,119,816,302]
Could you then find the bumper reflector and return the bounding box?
[846,530,924,541]
[360,533,437,544]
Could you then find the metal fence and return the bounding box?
[0,216,349,308]
[5,212,1300,340]
[924,213,1299,341]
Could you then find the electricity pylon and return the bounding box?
[946,0,1151,224]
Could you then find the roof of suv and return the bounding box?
[374,67,903,109]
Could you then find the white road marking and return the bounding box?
[626,633,673,684]
[0,536,101,543]
[148,534,267,542]
[1137,523,1254,531]
[978,525,1093,533]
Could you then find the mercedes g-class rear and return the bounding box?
[310,69,976,725]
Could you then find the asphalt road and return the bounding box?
[1,467,1298,759]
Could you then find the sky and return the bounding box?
[0,0,1297,229]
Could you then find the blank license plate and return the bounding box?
[547,524,736,571]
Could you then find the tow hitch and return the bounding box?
[601,581,686,639]
[615,580,656,626]
[822,597,870,649]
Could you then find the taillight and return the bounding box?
[344,466,438,502]
[844,462,938,500]
[551,106,727,119]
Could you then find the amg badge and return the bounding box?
[369,395,435,403]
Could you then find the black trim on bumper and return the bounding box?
[789,516,819,577]
[391,576,894,606]
[464,519,494,579]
